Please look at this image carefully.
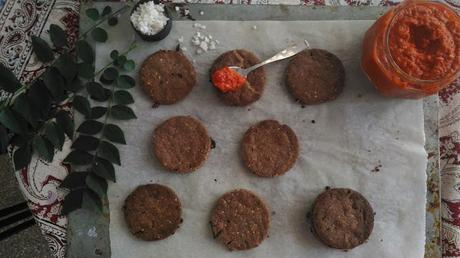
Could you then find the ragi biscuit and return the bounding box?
[153,116,211,173]
[123,184,182,241]
[140,50,196,105]
[311,188,374,250]
[241,120,299,177]
[210,189,270,251]
[285,49,345,105]
[210,49,266,106]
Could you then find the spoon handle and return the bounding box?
[245,43,306,74]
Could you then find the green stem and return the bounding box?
[2,5,133,112]
[7,85,27,105]
[90,81,116,167]
[0,85,27,111]
[3,38,137,111]
[93,40,138,77]
[79,5,131,40]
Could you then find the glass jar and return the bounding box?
[361,0,460,99]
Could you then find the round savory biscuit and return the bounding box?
[123,184,182,241]
[241,120,299,177]
[140,50,196,105]
[210,49,266,106]
[210,189,270,251]
[153,116,211,173]
[285,49,345,105]
[312,188,374,250]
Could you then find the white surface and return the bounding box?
[99,20,427,258]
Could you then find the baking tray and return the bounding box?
[67,3,441,257]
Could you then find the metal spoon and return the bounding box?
[228,40,311,77]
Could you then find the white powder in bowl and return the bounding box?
[130,2,169,36]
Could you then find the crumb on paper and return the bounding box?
[209,42,216,50]
[194,22,206,30]
[199,41,208,52]
[371,162,383,173]
[190,31,220,55]
[87,226,97,238]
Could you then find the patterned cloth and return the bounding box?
[0,1,79,256]
[0,0,459,257]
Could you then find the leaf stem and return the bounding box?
[93,40,138,77]
[79,5,131,40]
[0,85,27,112]
[7,86,27,105]
[90,78,116,168]
[3,5,134,112]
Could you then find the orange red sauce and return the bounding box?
[211,67,247,93]
[361,0,460,98]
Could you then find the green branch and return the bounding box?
[94,40,138,77]
[79,5,131,40]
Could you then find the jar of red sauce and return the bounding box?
[361,0,460,98]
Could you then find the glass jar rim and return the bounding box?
[384,0,460,84]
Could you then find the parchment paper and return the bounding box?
[97,19,427,258]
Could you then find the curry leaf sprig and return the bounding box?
[0,4,137,214]
[60,40,137,214]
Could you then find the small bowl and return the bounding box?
[130,0,173,42]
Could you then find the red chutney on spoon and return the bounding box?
[361,0,460,98]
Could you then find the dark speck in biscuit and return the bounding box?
[285,49,345,105]
[311,188,374,250]
[123,184,182,241]
[241,120,299,177]
[153,116,211,173]
[140,50,196,105]
[210,189,270,251]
